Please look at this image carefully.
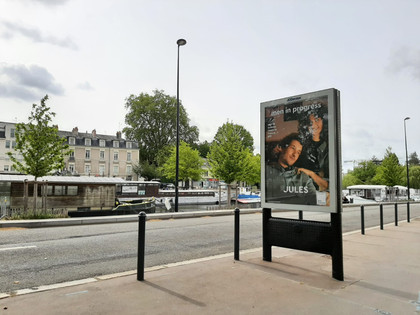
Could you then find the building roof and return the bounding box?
[0,174,127,184]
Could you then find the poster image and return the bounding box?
[260,88,340,213]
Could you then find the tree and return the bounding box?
[239,153,261,186]
[8,95,71,210]
[191,140,211,158]
[207,122,256,202]
[408,166,420,189]
[160,141,204,189]
[351,159,378,184]
[342,173,362,188]
[133,161,160,181]
[408,152,420,166]
[123,90,199,165]
[372,147,404,186]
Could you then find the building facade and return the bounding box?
[0,122,139,181]
[0,121,19,173]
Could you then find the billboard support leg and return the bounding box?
[331,212,344,281]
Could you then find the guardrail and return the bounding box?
[359,201,412,235]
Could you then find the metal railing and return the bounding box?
[359,201,412,235]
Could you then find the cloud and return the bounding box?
[0,64,64,101]
[76,81,94,91]
[387,46,420,80]
[1,20,77,50]
[25,0,69,6]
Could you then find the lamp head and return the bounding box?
[177,39,187,46]
[404,117,410,121]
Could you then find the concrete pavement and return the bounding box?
[1,218,420,314]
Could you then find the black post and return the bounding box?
[331,212,344,281]
[137,212,146,281]
[234,208,240,260]
[379,204,384,230]
[262,208,272,262]
[298,211,303,220]
[360,205,365,235]
[175,38,187,212]
[407,202,410,223]
[394,203,398,226]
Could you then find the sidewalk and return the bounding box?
[1,219,420,314]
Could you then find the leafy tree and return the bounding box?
[160,141,204,189]
[408,152,420,166]
[342,173,362,188]
[191,140,211,158]
[207,122,255,202]
[351,159,378,184]
[123,90,199,164]
[372,147,404,186]
[8,95,71,210]
[407,166,420,189]
[239,153,260,186]
[133,161,160,181]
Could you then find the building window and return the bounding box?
[126,142,132,149]
[113,151,119,161]
[85,164,91,175]
[67,186,78,196]
[5,140,10,148]
[113,141,119,148]
[69,137,75,145]
[54,186,65,196]
[99,139,106,147]
[85,149,91,160]
[85,138,91,146]
[4,165,9,171]
[126,165,132,175]
[69,163,75,173]
[100,150,105,160]
[99,164,105,176]
[12,141,16,149]
[113,165,119,175]
[127,152,132,162]
[10,128,15,138]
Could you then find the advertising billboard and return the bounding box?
[260,88,341,213]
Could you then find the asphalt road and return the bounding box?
[1,203,419,294]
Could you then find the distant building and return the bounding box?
[0,121,18,174]
[0,122,139,180]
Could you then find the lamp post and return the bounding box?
[175,38,186,212]
[404,117,410,200]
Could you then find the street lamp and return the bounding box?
[404,117,410,200]
[175,38,186,212]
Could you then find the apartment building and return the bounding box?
[0,122,139,180]
[0,121,18,173]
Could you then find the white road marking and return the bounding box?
[0,245,37,251]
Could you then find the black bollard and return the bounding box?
[361,205,365,235]
[394,203,398,226]
[234,208,240,260]
[298,211,303,220]
[137,212,146,281]
[407,202,410,223]
[379,204,384,230]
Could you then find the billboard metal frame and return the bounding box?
[260,88,341,213]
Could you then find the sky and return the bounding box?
[1,0,420,173]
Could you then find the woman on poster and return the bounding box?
[297,106,329,192]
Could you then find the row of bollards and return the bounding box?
[360,202,410,235]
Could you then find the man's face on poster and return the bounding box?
[279,139,302,167]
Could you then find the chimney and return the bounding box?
[72,127,78,135]
[92,129,97,138]
[116,131,121,139]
